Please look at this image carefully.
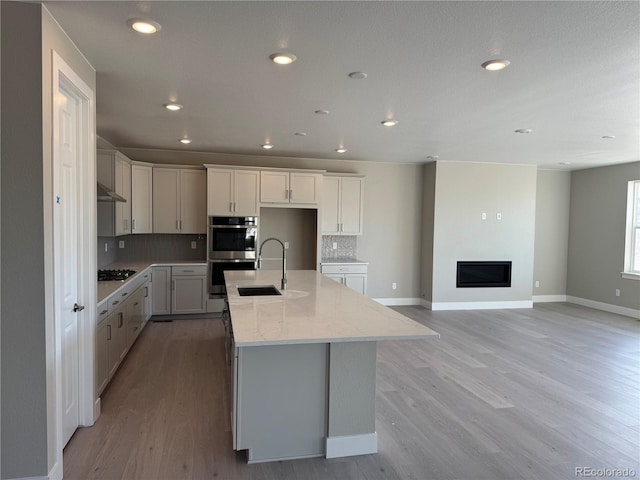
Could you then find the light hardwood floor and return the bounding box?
[63,303,640,480]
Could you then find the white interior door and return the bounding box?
[55,80,81,447]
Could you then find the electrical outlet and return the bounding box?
[615,289,621,297]
[191,241,197,249]
[392,282,397,290]
[284,241,289,249]
[332,242,338,250]
[535,280,540,288]
[118,240,125,249]
[104,243,108,253]
[496,213,502,221]
[481,212,487,220]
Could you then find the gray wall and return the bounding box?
[1,3,96,477]
[431,162,537,304]
[260,208,317,271]
[567,162,640,310]
[420,162,436,302]
[118,149,425,299]
[533,170,571,297]
[1,3,48,477]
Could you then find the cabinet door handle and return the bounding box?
[289,189,293,200]
[132,219,136,230]
[233,202,237,212]
[112,300,120,306]
[133,302,139,306]
[229,202,233,212]
[118,313,124,328]
[107,325,112,340]
[284,189,289,199]
[100,309,108,315]
[171,280,175,291]
[180,220,183,230]
[182,269,194,273]
[176,220,180,231]
[144,286,149,298]
[121,292,128,297]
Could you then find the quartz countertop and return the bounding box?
[320,257,368,264]
[225,269,439,347]
[98,260,206,303]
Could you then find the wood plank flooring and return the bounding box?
[63,304,640,480]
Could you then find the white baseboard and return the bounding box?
[326,432,378,458]
[431,300,533,311]
[533,295,567,303]
[48,461,63,480]
[94,397,101,420]
[373,297,422,306]
[566,296,640,319]
[6,461,62,480]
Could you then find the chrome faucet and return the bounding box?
[258,237,287,290]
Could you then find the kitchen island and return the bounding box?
[225,269,439,463]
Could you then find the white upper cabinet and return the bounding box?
[131,163,153,234]
[260,170,322,205]
[321,175,364,235]
[153,167,206,233]
[206,167,259,217]
[97,149,132,237]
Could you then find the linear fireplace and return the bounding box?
[456,261,512,288]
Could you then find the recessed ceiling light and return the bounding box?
[481,59,510,71]
[514,128,532,134]
[262,144,274,150]
[269,53,296,65]
[164,103,183,111]
[127,18,161,34]
[294,132,307,136]
[335,148,347,153]
[348,72,368,80]
[559,162,572,165]
[426,155,440,160]
[314,109,330,115]
[179,138,192,144]
[381,119,399,127]
[602,135,616,139]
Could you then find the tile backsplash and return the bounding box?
[321,235,358,259]
[98,234,207,267]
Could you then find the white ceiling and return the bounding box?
[45,1,639,169]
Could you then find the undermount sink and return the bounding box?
[237,285,282,297]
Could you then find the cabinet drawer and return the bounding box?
[172,265,207,276]
[320,264,368,275]
[109,286,132,308]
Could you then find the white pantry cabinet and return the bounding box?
[322,175,364,235]
[131,162,153,234]
[260,170,323,205]
[97,149,132,236]
[320,263,368,296]
[153,167,206,234]
[206,167,259,216]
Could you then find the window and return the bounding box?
[623,180,640,278]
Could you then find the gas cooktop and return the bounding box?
[98,269,136,282]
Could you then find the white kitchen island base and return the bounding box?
[226,270,439,463]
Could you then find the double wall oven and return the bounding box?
[208,216,257,296]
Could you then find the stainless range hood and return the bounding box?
[97,182,126,202]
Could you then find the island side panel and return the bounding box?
[326,341,378,458]
[236,343,328,463]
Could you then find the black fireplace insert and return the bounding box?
[456,261,511,288]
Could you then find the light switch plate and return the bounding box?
[191,241,197,249]
[481,212,487,220]
[118,240,124,249]
[332,242,338,250]
[284,241,289,249]
[497,213,502,220]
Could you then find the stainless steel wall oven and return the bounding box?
[208,216,257,295]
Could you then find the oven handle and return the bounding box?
[209,259,257,263]
[209,224,256,229]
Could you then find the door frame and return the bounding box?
[50,50,96,476]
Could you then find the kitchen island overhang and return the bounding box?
[225,269,439,463]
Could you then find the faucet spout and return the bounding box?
[258,237,287,290]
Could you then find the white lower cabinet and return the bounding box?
[320,263,368,296]
[153,265,207,315]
